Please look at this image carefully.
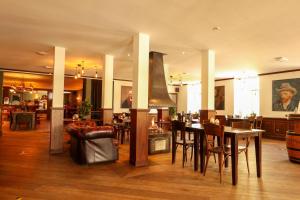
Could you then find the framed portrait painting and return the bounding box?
[272,78,300,111]
[120,86,132,108]
[215,86,225,110]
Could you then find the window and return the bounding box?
[234,76,259,117]
[187,83,201,113]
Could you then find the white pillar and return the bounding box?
[132,33,150,109]
[101,54,114,125]
[201,49,215,110]
[50,46,65,154]
[102,55,114,109]
[130,33,150,167]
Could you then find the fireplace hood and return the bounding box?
[148,51,176,108]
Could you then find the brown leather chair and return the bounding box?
[67,124,118,164]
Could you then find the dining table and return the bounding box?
[172,122,264,185]
[10,111,36,130]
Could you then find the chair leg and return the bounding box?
[190,146,194,161]
[182,146,186,168]
[245,150,250,174]
[213,153,217,163]
[218,152,223,183]
[203,152,211,176]
[185,147,188,162]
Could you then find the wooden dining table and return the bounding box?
[10,111,36,130]
[172,123,264,185]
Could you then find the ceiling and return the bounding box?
[0,0,300,82]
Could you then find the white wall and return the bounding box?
[177,85,188,113]
[113,80,132,113]
[215,79,234,115]
[260,71,300,118]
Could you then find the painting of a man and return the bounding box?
[272,80,300,111]
[215,86,225,110]
[121,86,132,108]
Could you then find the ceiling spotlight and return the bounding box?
[182,51,185,55]
[35,51,48,56]
[127,53,131,57]
[274,56,288,62]
[212,26,221,31]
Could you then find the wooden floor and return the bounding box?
[0,121,299,200]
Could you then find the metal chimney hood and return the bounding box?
[148,51,176,108]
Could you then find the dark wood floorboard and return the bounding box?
[0,121,298,199]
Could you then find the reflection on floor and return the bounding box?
[0,122,299,199]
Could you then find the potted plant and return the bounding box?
[79,100,92,120]
[169,107,177,120]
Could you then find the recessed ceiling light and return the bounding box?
[274,56,288,62]
[212,26,221,31]
[182,51,185,55]
[36,51,48,56]
[127,53,131,57]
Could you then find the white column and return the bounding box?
[101,54,114,125]
[130,32,150,167]
[52,47,65,108]
[50,46,65,154]
[101,54,114,109]
[132,33,150,109]
[201,49,215,110]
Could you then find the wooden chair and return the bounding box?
[230,121,251,174]
[203,123,228,183]
[247,116,256,129]
[215,115,227,126]
[172,121,194,167]
[255,116,263,129]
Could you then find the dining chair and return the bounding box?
[172,120,194,167]
[255,116,263,129]
[215,115,227,126]
[230,121,251,174]
[203,123,228,183]
[247,116,256,129]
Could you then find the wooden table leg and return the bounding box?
[172,130,176,164]
[194,132,199,171]
[231,134,238,185]
[200,132,205,173]
[121,129,125,144]
[255,133,262,178]
[224,136,229,168]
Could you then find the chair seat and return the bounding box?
[209,146,226,153]
[225,145,247,153]
[176,139,194,145]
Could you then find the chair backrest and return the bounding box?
[255,116,263,129]
[203,123,225,146]
[203,123,225,138]
[171,120,185,132]
[215,115,227,126]
[232,121,251,129]
[171,120,186,141]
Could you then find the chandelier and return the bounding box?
[74,61,99,79]
[9,81,34,93]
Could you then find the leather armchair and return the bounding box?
[67,124,119,164]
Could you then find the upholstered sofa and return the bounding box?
[66,121,119,164]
